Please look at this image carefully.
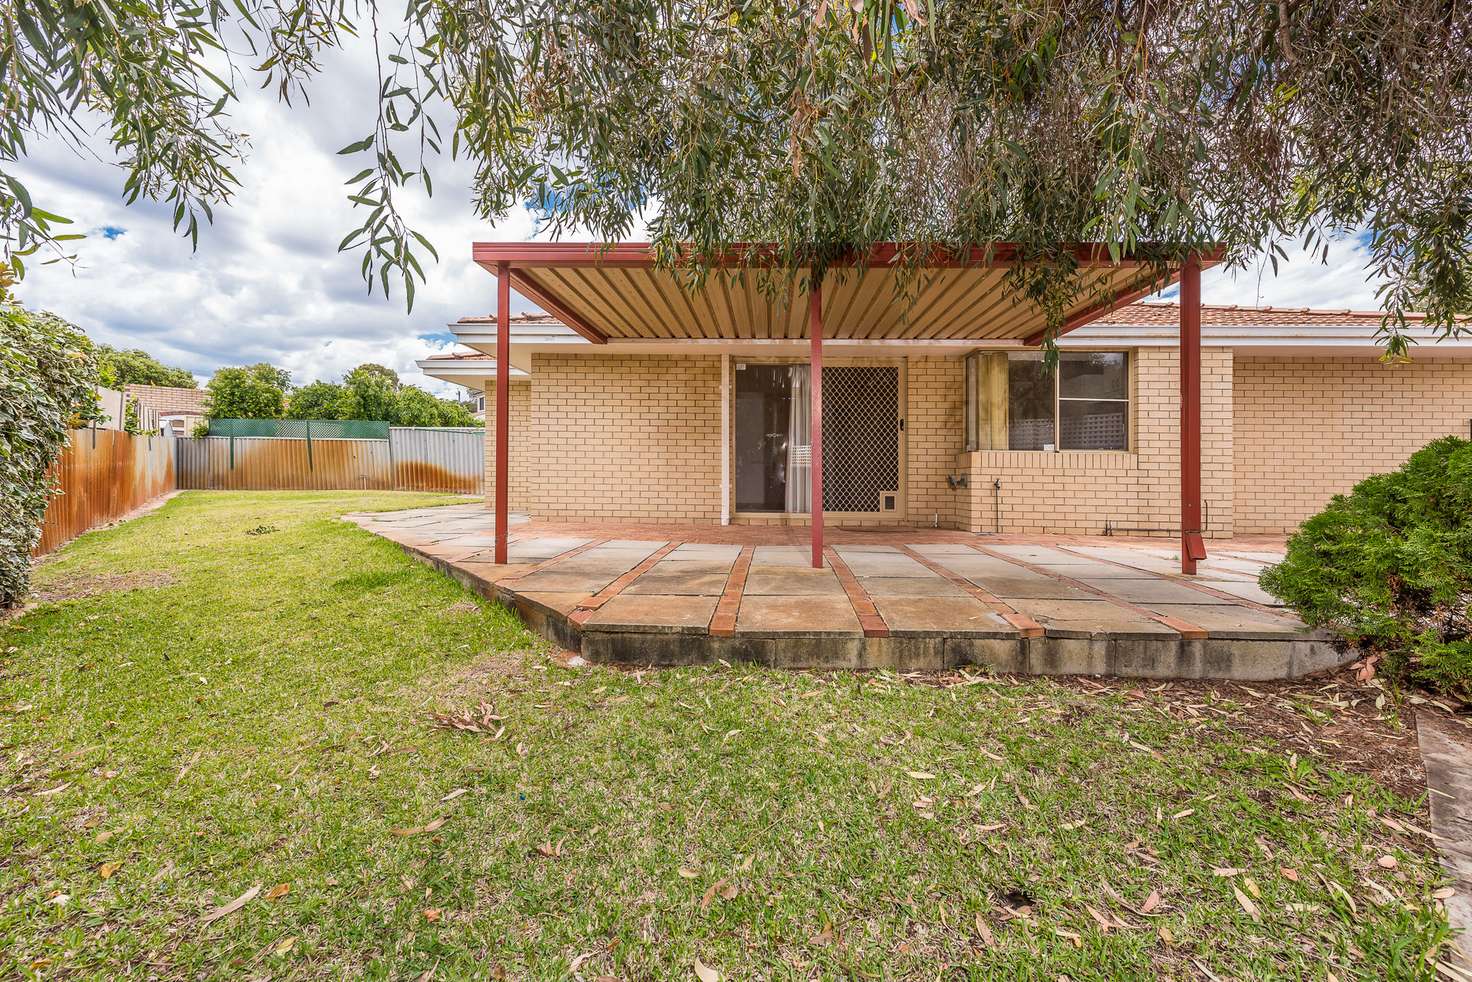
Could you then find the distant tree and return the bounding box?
[345,363,399,389]
[435,398,481,428]
[96,345,196,389]
[391,386,442,427]
[286,381,346,420]
[339,370,397,422]
[205,364,288,419]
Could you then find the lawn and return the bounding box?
[0,491,1453,979]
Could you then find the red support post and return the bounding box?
[1179,255,1206,574]
[809,283,824,570]
[495,261,511,565]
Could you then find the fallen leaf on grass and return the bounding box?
[98,861,123,879]
[693,957,719,981]
[700,878,738,910]
[423,908,442,922]
[265,883,291,901]
[906,771,936,781]
[1232,886,1261,922]
[441,788,469,802]
[1212,867,1245,877]
[393,816,449,837]
[677,866,700,879]
[200,884,261,925]
[1376,855,1398,869]
[274,936,296,954]
[1433,887,1456,900]
[1140,890,1161,914]
[1280,867,1300,882]
[94,829,115,844]
[975,913,995,947]
[428,701,503,734]
[535,840,565,858]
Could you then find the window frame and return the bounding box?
[964,349,1133,453]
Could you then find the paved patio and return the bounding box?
[347,504,1345,679]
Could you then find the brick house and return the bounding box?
[419,243,1472,571]
[123,383,207,437]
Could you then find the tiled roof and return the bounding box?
[424,349,493,362]
[454,312,563,326]
[1098,302,1415,326]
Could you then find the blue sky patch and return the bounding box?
[99,225,126,240]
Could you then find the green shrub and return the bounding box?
[1261,437,1472,700]
[0,304,99,608]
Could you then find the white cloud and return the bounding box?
[1158,235,1386,310]
[10,28,1392,388]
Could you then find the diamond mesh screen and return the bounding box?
[822,366,899,513]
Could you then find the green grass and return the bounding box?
[0,491,1451,979]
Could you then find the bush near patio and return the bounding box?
[1262,437,1472,702]
[0,301,98,609]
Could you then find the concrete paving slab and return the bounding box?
[1037,561,1160,580]
[514,591,587,616]
[1194,578,1285,606]
[745,567,845,596]
[456,561,534,583]
[1012,598,1176,636]
[1065,545,1182,574]
[834,552,934,577]
[973,575,1096,601]
[735,595,861,636]
[988,544,1093,564]
[625,569,731,596]
[752,546,829,567]
[668,543,744,561]
[1417,715,1472,970]
[579,544,668,563]
[1148,604,1306,638]
[928,555,1033,580]
[909,543,987,555]
[1079,577,1238,605]
[583,594,718,633]
[873,595,1013,636]
[859,575,966,597]
[832,544,903,554]
[509,569,622,594]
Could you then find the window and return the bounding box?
[965,350,1130,451]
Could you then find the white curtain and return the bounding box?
[785,365,811,513]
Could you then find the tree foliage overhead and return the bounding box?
[5,1,1470,352]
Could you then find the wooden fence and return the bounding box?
[36,428,177,557]
[174,428,483,495]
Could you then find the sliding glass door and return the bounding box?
[733,362,901,516]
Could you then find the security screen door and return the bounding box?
[733,363,901,515]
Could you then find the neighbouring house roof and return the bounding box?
[123,383,207,416]
[1096,302,1444,326]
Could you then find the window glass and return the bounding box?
[1059,399,1129,450]
[1059,351,1128,400]
[1006,353,1055,450]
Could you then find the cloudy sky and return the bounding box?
[13,28,1387,396]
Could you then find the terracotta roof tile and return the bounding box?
[1099,302,1417,326]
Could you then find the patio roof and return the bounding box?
[472,242,1225,346]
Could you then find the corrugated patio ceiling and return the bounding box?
[473,242,1224,346]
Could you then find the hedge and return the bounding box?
[1261,437,1472,701]
[0,304,98,608]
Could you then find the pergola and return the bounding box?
[475,242,1222,574]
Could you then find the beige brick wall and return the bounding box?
[490,354,722,522]
[1234,356,1472,534]
[482,378,533,512]
[906,357,967,528]
[961,348,1235,537]
[124,383,206,415]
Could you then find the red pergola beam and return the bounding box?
[498,266,609,345]
[472,241,1226,272]
[809,284,824,570]
[495,262,511,565]
[1179,256,1206,574]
